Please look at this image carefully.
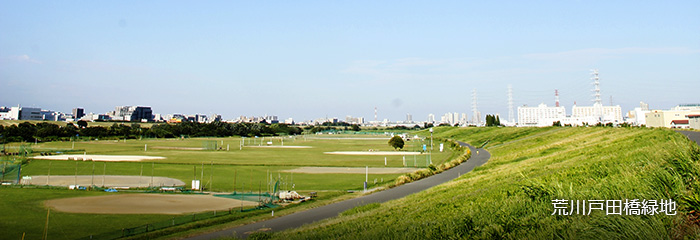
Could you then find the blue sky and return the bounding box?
[1,1,698,122]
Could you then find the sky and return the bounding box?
[1,1,699,122]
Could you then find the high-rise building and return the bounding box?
[72,108,85,119]
[427,114,435,123]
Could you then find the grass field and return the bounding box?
[0,188,173,240]
[272,127,700,239]
[1,133,460,239]
[10,135,456,192]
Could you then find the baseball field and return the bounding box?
[0,133,458,239]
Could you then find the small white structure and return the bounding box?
[278,191,303,200]
[191,180,200,190]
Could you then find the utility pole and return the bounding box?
[472,89,478,126]
[429,128,433,151]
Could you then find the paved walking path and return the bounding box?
[678,130,700,146]
[185,141,490,239]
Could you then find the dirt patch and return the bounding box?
[32,154,165,162]
[24,175,185,188]
[45,194,258,214]
[283,167,417,174]
[324,151,422,156]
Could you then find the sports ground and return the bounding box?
[1,133,457,239]
[45,194,257,214]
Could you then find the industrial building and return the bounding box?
[0,105,42,120]
[645,104,700,128]
[517,70,622,127]
[688,114,700,129]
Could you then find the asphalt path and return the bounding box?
[185,141,490,240]
[678,130,700,146]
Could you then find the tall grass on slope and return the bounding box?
[270,127,700,239]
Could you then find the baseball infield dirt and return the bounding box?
[45,194,258,214]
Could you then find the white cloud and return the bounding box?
[5,54,42,64]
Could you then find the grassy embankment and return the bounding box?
[270,127,700,239]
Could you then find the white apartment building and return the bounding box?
[571,103,623,125]
[517,103,566,127]
[626,102,650,126]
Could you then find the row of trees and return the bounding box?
[0,121,303,143]
[485,114,501,127]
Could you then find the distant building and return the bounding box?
[72,108,85,119]
[670,120,690,129]
[153,114,164,122]
[646,105,700,128]
[673,104,700,111]
[284,118,295,125]
[109,106,153,122]
[571,103,623,125]
[263,115,279,124]
[626,102,650,126]
[688,114,700,129]
[460,113,469,126]
[194,114,208,123]
[40,110,63,121]
[345,116,364,125]
[169,114,186,123]
[18,106,42,120]
[517,103,566,127]
[0,107,13,120]
[427,114,435,124]
[82,113,110,121]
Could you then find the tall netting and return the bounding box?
[202,140,218,150]
[0,161,21,184]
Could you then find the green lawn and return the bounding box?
[16,135,455,192]
[0,188,172,240]
[274,127,700,239]
[1,133,462,239]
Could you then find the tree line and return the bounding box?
[0,121,303,143]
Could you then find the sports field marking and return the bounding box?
[45,194,258,214]
[32,154,165,162]
[283,167,417,174]
[246,146,312,149]
[304,137,390,140]
[24,175,185,188]
[324,151,422,156]
[151,146,205,150]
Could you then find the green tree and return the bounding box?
[76,120,88,128]
[388,135,405,150]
